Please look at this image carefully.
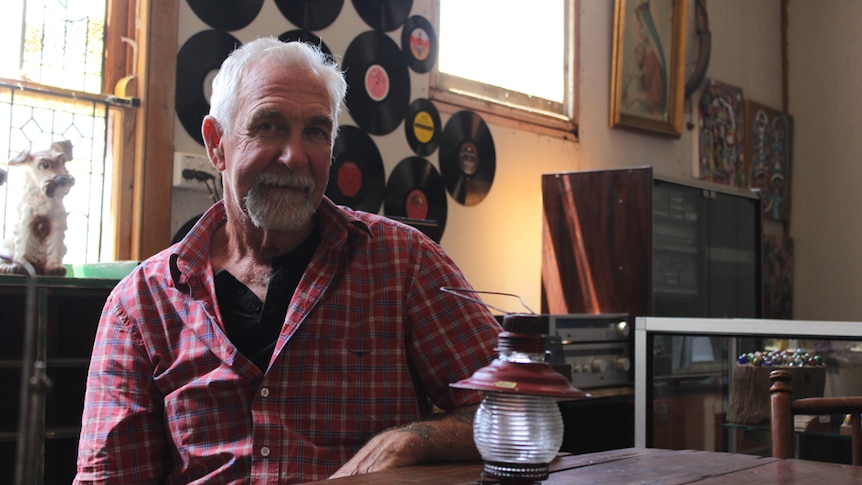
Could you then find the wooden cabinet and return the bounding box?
[0,275,116,485]
[541,166,762,319]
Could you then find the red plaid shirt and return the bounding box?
[75,198,501,484]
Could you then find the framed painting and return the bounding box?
[610,0,687,137]
[696,79,746,187]
[744,100,793,222]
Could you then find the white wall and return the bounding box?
[173,1,833,318]
[787,0,862,320]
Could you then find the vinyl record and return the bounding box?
[275,0,344,31]
[439,110,496,206]
[187,0,263,31]
[326,125,386,213]
[343,31,410,135]
[404,98,441,156]
[352,0,413,32]
[176,30,240,146]
[384,156,447,242]
[278,30,334,62]
[401,15,437,73]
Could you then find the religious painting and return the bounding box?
[696,79,746,187]
[610,0,687,136]
[762,234,793,320]
[744,100,793,222]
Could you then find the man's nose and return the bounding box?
[276,135,308,169]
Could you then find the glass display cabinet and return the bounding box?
[635,317,862,464]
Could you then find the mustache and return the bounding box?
[253,169,315,194]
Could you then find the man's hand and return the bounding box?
[328,404,480,478]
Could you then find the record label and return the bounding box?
[337,161,362,197]
[405,189,429,220]
[413,111,434,144]
[401,16,437,73]
[439,110,496,206]
[365,65,390,102]
[404,98,441,156]
[409,28,431,61]
[458,141,479,176]
[326,125,386,212]
[384,156,447,242]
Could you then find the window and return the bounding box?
[433,0,576,134]
[0,0,138,264]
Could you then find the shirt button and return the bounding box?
[260,387,270,398]
[260,446,271,457]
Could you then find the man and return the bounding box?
[75,37,501,484]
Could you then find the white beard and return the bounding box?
[244,169,316,231]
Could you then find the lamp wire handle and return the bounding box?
[440,286,537,315]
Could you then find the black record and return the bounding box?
[274,0,344,31]
[404,98,441,156]
[326,125,386,213]
[401,15,437,73]
[439,110,496,206]
[278,30,334,62]
[343,31,410,136]
[176,30,240,146]
[352,0,413,32]
[384,157,447,242]
[187,0,263,31]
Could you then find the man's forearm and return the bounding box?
[329,404,480,478]
[395,404,480,463]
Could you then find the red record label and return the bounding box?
[337,161,362,197]
[405,188,429,220]
[409,28,431,61]
[365,64,390,102]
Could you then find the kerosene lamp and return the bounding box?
[452,313,590,484]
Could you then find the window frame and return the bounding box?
[124,0,178,260]
[429,0,579,139]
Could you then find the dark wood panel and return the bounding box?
[541,167,653,317]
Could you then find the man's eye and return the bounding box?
[307,126,330,140]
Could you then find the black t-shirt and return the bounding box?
[214,223,321,371]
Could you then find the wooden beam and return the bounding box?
[132,0,179,259]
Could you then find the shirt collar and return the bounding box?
[168,198,373,289]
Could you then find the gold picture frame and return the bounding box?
[610,0,687,137]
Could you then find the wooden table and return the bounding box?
[301,447,862,484]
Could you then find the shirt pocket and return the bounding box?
[279,332,420,445]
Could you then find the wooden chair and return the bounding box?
[769,368,862,465]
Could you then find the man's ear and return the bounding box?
[202,116,225,170]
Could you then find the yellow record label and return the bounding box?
[412,111,435,144]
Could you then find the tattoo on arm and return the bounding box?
[396,405,477,440]
[399,423,435,440]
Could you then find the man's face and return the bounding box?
[213,60,335,232]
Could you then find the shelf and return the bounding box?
[1,276,117,484]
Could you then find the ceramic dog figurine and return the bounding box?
[0,141,75,275]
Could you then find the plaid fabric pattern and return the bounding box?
[75,198,501,484]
